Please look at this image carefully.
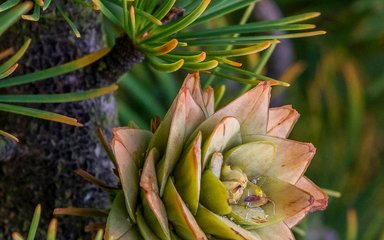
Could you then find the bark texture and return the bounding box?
[0,2,143,239]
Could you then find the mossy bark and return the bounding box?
[0,2,143,239]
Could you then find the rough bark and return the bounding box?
[0,2,143,239]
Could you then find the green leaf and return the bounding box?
[140,0,158,14]
[112,128,153,222]
[94,0,121,26]
[100,0,125,25]
[184,31,326,46]
[122,0,129,31]
[0,1,33,36]
[140,39,179,56]
[173,132,202,215]
[0,48,111,89]
[129,6,136,39]
[240,41,278,92]
[47,218,58,240]
[144,0,210,41]
[163,178,207,240]
[180,0,200,13]
[140,148,171,240]
[255,12,321,25]
[94,229,104,240]
[182,60,219,71]
[201,117,242,169]
[56,3,81,38]
[176,24,316,39]
[0,129,19,142]
[135,7,162,26]
[0,103,82,126]
[217,64,290,86]
[200,170,232,215]
[0,84,117,103]
[228,205,268,226]
[214,57,242,67]
[211,71,258,85]
[27,204,41,240]
[152,0,176,21]
[195,0,260,24]
[195,204,261,240]
[136,208,160,240]
[143,198,171,240]
[153,89,205,196]
[21,1,40,21]
[119,228,142,239]
[164,52,206,63]
[214,84,225,108]
[147,56,184,73]
[119,74,165,116]
[0,0,21,12]
[105,191,134,240]
[204,42,272,57]
[43,0,52,10]
[135,0,145,10]
[0,63,18,79]
[224,141,276,178]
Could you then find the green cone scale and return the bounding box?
[107,73,327,239]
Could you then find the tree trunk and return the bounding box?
[0,2,143,239]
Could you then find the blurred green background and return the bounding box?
[117,0,384,239]
[278,0,384,239]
